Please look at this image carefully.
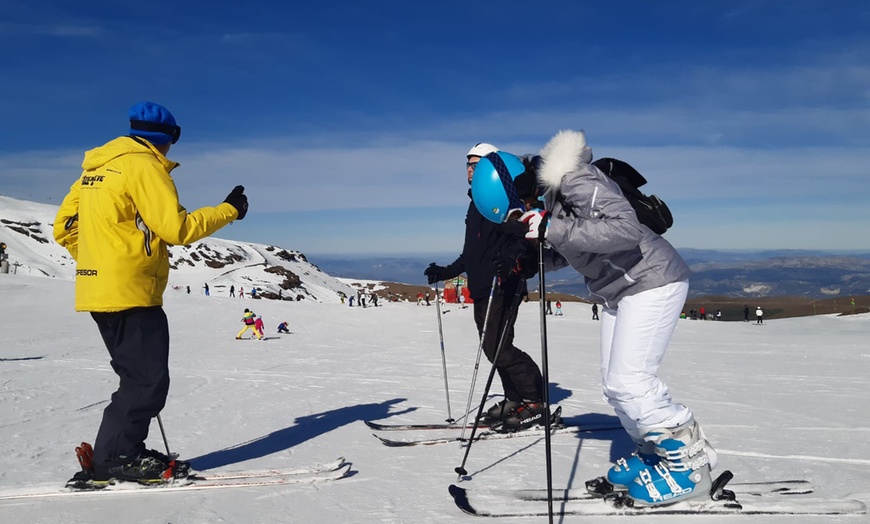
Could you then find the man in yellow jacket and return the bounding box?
[54,101,248,485]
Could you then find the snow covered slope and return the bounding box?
[0,274,868,523]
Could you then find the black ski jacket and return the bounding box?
[441,192,534,301]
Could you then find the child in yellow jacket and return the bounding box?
[236,309,262,339]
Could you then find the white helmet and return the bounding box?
[467,142,498,158]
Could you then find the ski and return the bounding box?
[463,479,814,504]
[448,482,866,517]
[0,459,350,501]
[365,406,581,431]
[189,456,348,481]
[373,422,622,447]
[365,420,488,431]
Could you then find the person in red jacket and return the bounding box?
[254,315,265,340]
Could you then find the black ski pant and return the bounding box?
[90,306,170,478]
[473,287,544,403]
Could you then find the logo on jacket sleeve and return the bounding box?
[81,175,105,186]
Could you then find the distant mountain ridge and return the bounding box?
[310,250,870,300]
[0,195,354,302]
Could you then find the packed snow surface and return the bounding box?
[1,274,869,523]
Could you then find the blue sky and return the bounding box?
[1,1,868,257]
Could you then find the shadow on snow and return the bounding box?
[188,398,413,471]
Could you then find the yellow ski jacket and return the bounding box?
[54,136,239,312]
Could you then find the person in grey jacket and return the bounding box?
[470,130,717,507]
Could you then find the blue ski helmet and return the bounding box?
[470,151,527,223]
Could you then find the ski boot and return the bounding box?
[586,440,660,497]
[479,399,521,426]
[586,440,662,497]
[626,418,716,506]
[102,452,175,484]
[500,401,548,432]
[142,448,192,479]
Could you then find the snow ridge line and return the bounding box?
[718,449,870,465]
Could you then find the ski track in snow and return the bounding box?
[718,449,870,466]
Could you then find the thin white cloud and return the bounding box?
[0,22,103,37]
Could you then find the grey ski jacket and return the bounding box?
[537,130,690,309]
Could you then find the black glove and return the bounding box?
[493,242,539,280]
[424,263,446,284]
[224,185,248,220]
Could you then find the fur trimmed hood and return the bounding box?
[537,130,593,191]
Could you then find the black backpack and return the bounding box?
[591,157,674,235]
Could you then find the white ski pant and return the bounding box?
[599,280,692,441]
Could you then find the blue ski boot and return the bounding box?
[627,418,716,506]
[606,440,660,489]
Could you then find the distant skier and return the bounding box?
[236,309,261,339]
[250,287,257,299]
[554,301,563,316]
[743,305,749,321]
[592,303,599,320]
[239,287,245,299]
[756,306,764,324]
[254,315,265,339]
[203,283,209,296]
[53,100,247,484]
[277,321,290,334]
[230,285,235,297]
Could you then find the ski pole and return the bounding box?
[434,282,454,423]
[459,276,498,442]
[156,413,172,457]
[537,242,555,524]
[455,281,525,479]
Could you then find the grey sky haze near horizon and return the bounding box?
[1,1,868,256]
